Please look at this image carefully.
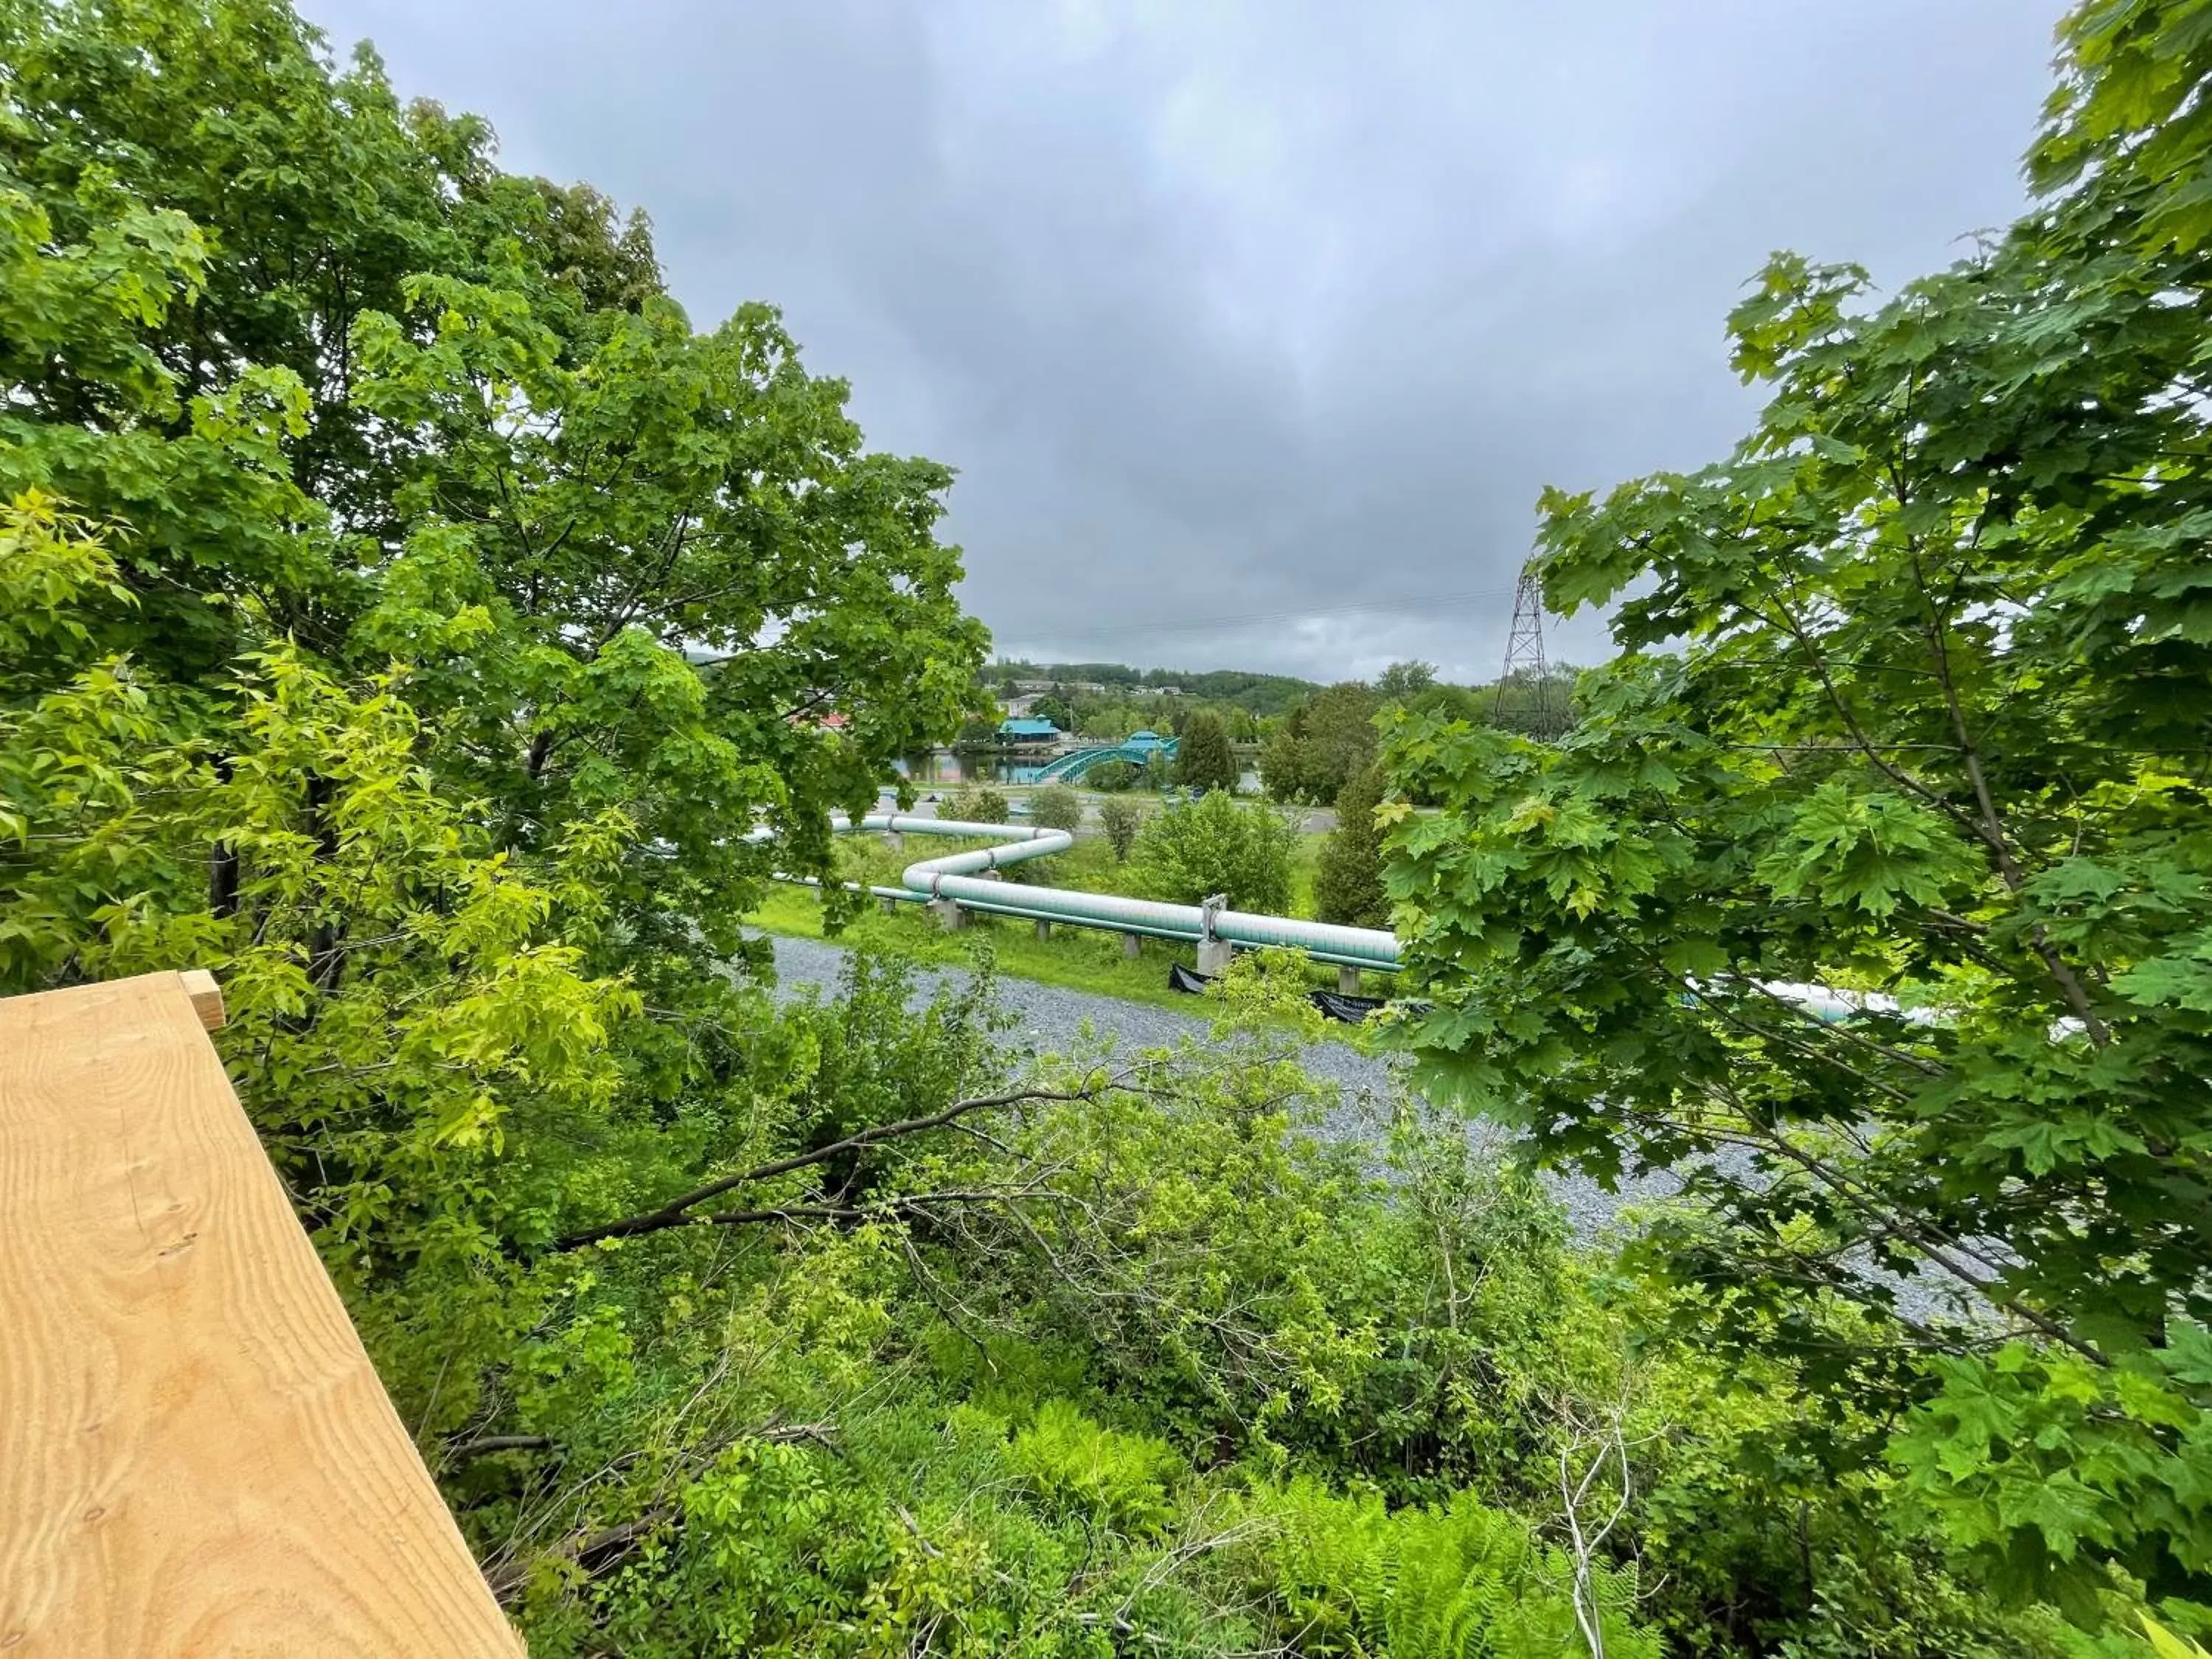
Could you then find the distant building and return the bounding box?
[1124,729,1166,750]
[1001,693,1043,718]
[997,717,1060,743]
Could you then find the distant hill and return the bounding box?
[982,660,1320,717]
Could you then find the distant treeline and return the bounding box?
[983,660,1318,717]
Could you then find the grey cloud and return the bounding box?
[305,0,2056,681]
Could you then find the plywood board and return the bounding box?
[0,970,524,1658]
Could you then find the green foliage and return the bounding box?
[1315,762,1390,928]
[1234,1477,1659,1659]
[1175,708,1237,793]
[1893,1334,2212,1619]
[1008,1399,1181,1535]
[2146,1615,2212,1659]
[0,490,133,680]
[1028,782,1083,831]
[942,785,1009,824]
[2037,0,2212,251]
[0,0,986,933]
[1136,790,1296,911]
[1382,1,2212,1618]
[1098,795,1145,861]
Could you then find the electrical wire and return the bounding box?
[994,582,1519,643]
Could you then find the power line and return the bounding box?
[1000,583,1519,644]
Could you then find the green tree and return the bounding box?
[1175,709,1237,793]
[1375,659,1438,703]
[1098,795,1144,862]
[1260,718,1311,804]
[1029,783,1082,831]
[1136,791,1295,912]
[1079,703,1135,740]
[1029,694,1074,731]
[1264,681,1381,804]
[1382,15,2212,1613]
[1301,682,1382,801]
[1314,763,1388,928]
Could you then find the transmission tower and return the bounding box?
[1493,558,1569,740]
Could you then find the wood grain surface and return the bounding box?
[0,970,524,1658]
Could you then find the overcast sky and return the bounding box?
[302,0,2057,684]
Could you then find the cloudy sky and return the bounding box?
[302,0,2056,684]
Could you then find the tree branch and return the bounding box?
[550,1082,1103,1251]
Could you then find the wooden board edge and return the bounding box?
[177,968,225,1032]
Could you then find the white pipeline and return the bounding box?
[777,813,1928,1019]
[815,812,1403,971]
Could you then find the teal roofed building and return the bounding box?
[1124,729,1166,748]
[998,717,1060,742]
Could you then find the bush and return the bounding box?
[1088,759,1138,793]
[1135,790,1295,911]
[1029,784,1082,831]
[941,785,1009,824]
[1314,763,1388,927]
[1098,796,1144,861]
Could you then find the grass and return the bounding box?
[747,883,1205,1012]
[744,820,1373,1012]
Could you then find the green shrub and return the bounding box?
[1134,790,1295,911]
[1098,796,1144,861]
[1028,783,1082,831]
[941,785,1009,824]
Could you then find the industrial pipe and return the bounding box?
[775,811,1916,1015]
[827,812,1402,970]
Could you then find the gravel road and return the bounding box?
[759,931,1700,1245]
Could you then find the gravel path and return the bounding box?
[759,931,1699,1244]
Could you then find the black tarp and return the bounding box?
[1164,962,1389,1024]
[1307,987,1388,1023]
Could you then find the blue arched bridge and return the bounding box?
[1029,731,1180,784]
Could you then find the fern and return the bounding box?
[1251,1478,1660,1658]
[1008,1399,1183,1536]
